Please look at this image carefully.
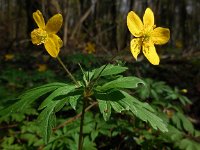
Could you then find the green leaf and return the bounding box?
[95,90,125,120]
[23,82,68,93]
[97,99,111,121]
[37,101,58,144]
[39,85,76,110]
[54,98,69,112]
[178,138,200,150]
[179,95,192,105]
[20,133,37,146]
[109,101,126,113]
[91,130,99,142]
[61,89,83,110]
[0,82,67,116]
[162,125,183,141]
[128,95,155,112]
[83,136,97,150]
[96,77,146,91]
[69,95,81,110]
[177,112,194,134]
[120,91,168,132]
[95,90,125,102]
[172,113,182,130]
[95,89,167,132]
[88,64,128,80]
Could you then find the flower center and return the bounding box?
[32,28,48,45]
[141,25,155,43]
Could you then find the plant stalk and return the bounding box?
[78,98,87,150]
[57,56,79,86]
[53,101,97,131]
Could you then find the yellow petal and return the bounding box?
[33,10,45,29]
[151,27,170,45]
[31,28,48,45]
[142,42,159,65]
[130,38,142,60]
[44,37,59,58]
[49,34,63,49]
[46,14,63,34]
[143,8,154,30]
[127,11,143,37]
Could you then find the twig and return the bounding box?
[0,124,18,129]
[70,0,97,39]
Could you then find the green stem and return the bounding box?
[57,56,79,85]
[78,98,87,150]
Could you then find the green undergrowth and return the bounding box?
[0,57,200,149]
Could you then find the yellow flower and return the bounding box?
[175,40,183,49]
[31,10,63,58]
[166,109,174,118]
[84,42,95,54]
[181,89,188,93]
[37,64,47,72]
[5,54,15,61]
[127,8,170,65]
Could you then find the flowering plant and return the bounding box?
[0,8,174,150]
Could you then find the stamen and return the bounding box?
[32,28,48,45]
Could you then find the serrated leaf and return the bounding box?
[20,133,37,146]
[95,90,125,101]
[136,107,168,132]
[95,89,167,132]
[118,92,154,113]
[131,97,155,112]
[0,82,66,116]
[118,96,136,113]
[172,114,182,130]
[96,77,145,91]
[22,82,68,94]
[179,138,200,150]
[37,101,58,144]
[91,130,99,142]
[120,91,168,132]
[83,136,97,150]
[39,85,76,110]
[109,101,126,113]
[69,95,81,110]
[95,90,129,120]
[98,99,111,121]
[88,64,128,80]
[54,98,69,112]
[95,90,125,120]
[177,112,194,134]
[179,95,192,105]
[163,125,183,141]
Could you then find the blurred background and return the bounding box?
[0,0,199,50]
[0,0,200,135]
